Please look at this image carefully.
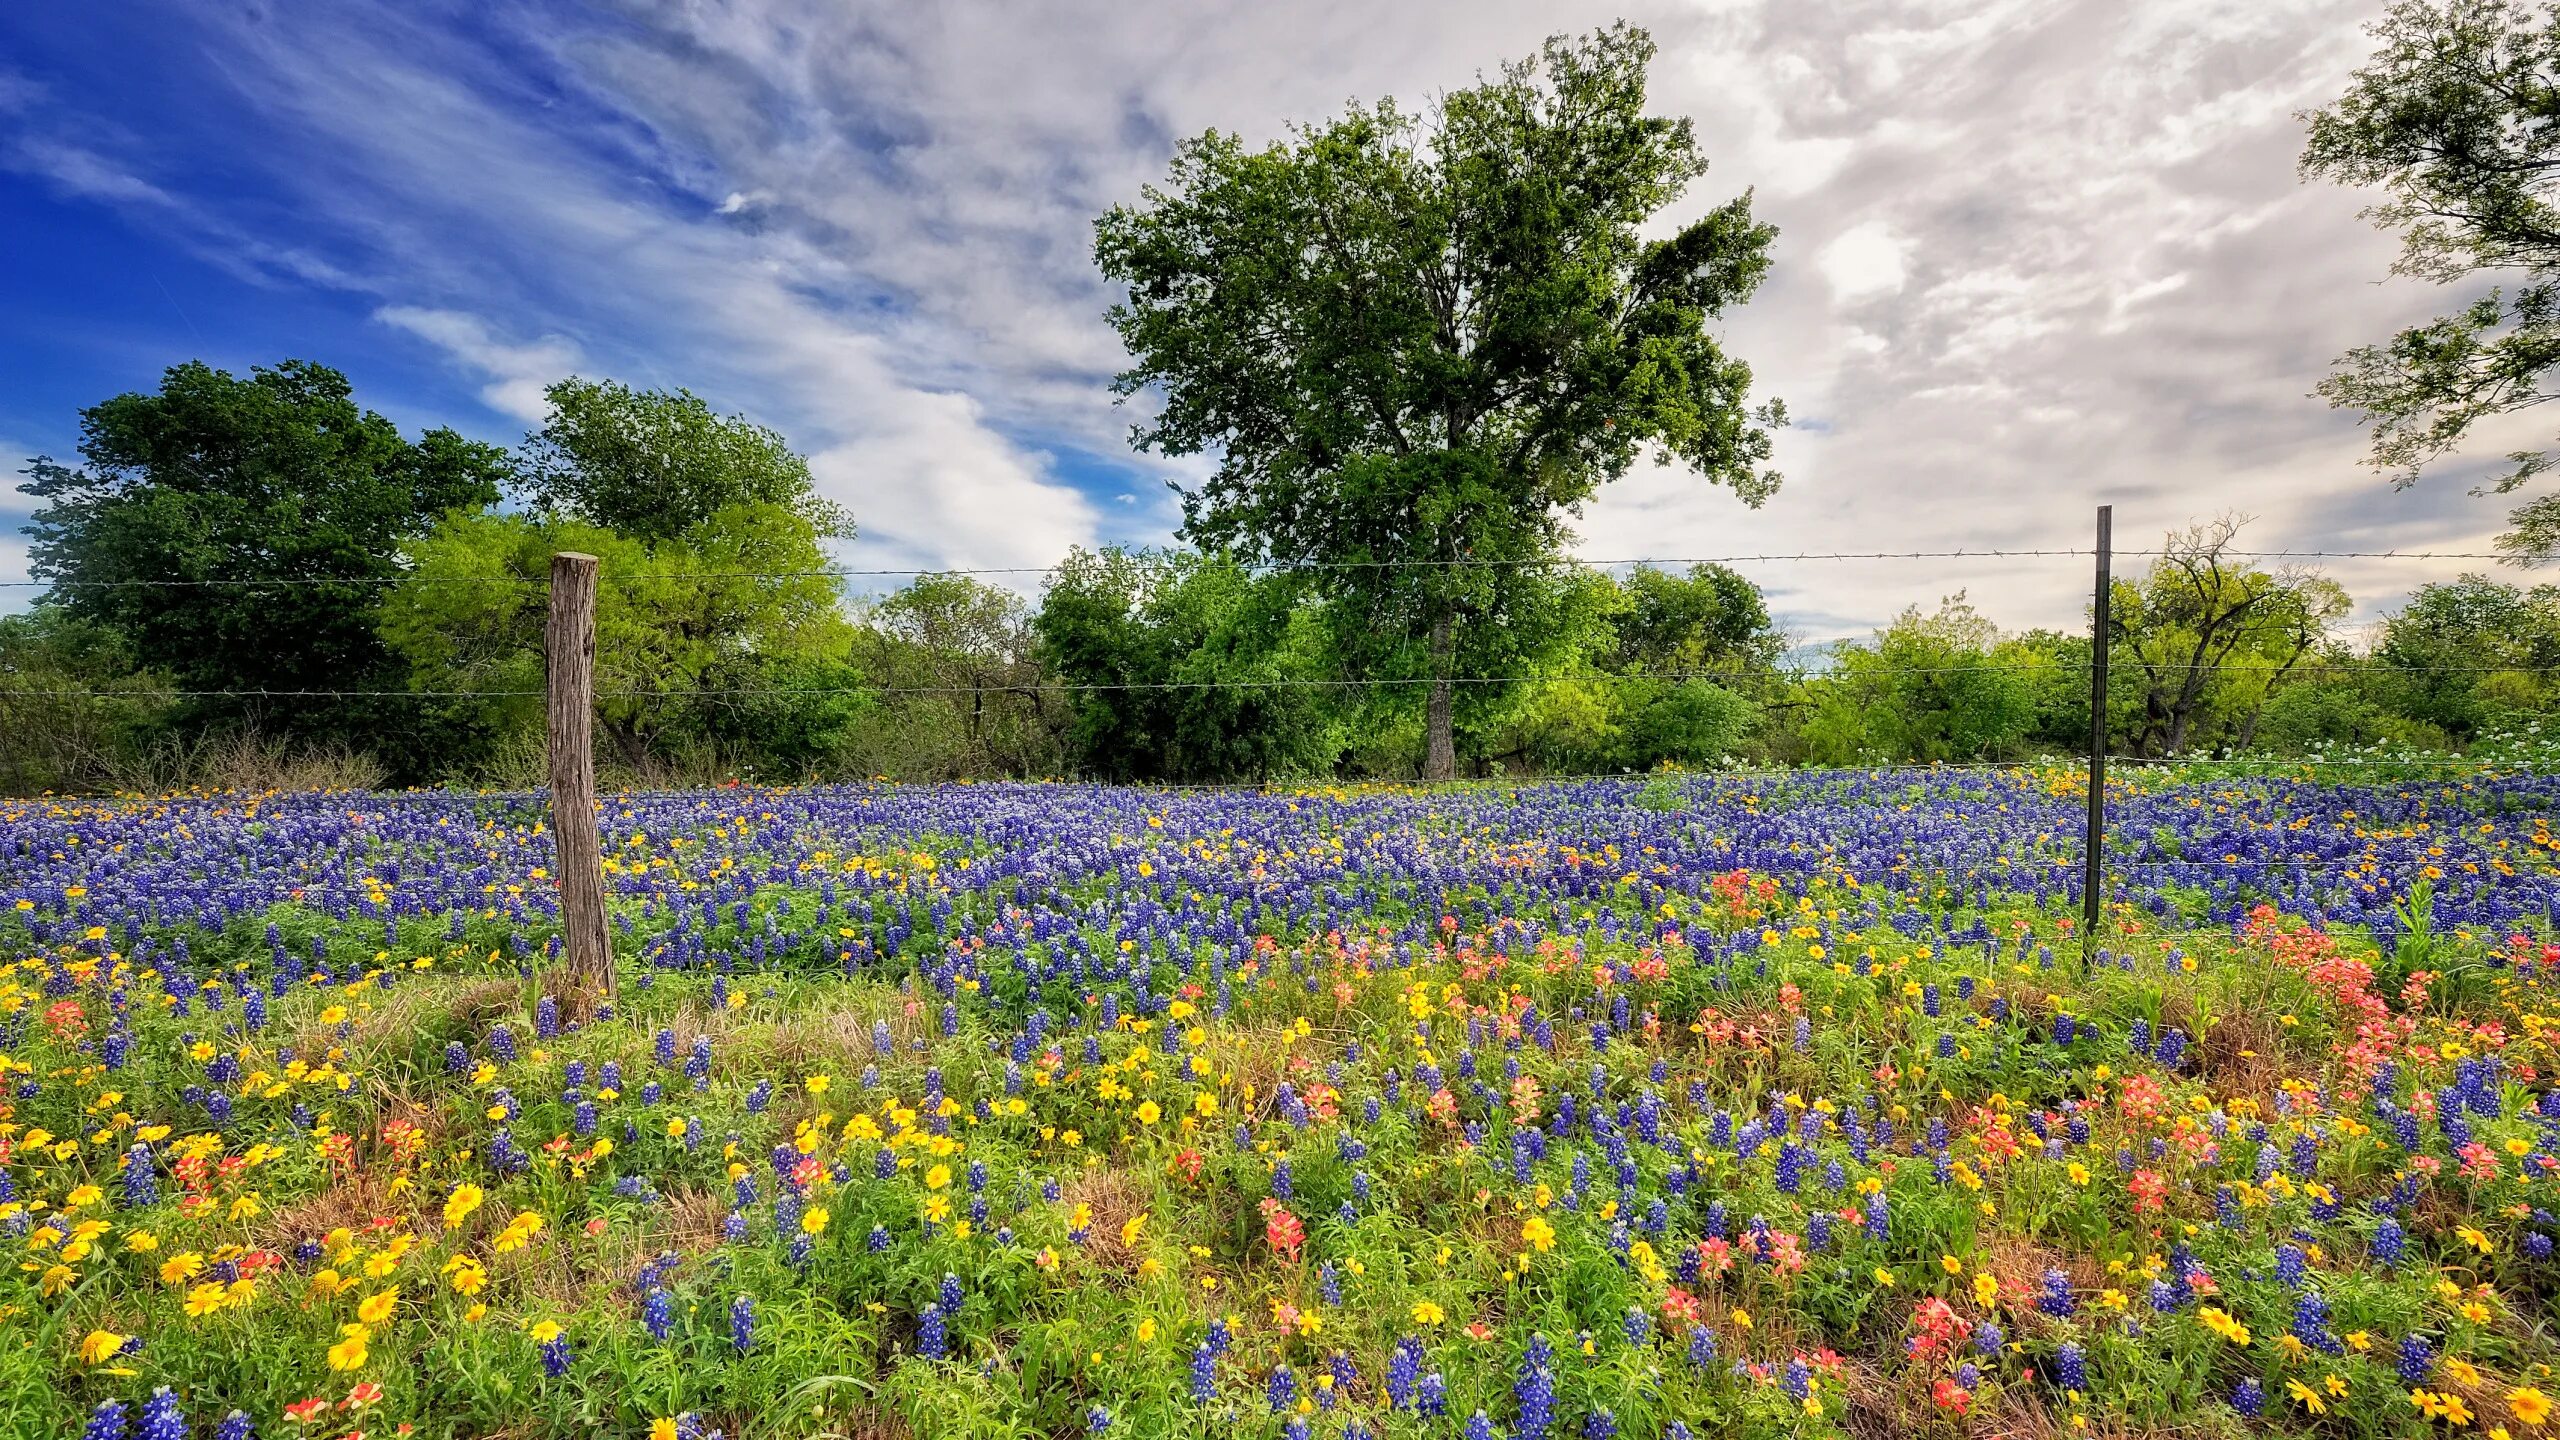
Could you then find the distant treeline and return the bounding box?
[3,360,2554,793]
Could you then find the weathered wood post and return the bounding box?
[546,551,614,1004]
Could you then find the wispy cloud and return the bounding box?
[375,308,581,424]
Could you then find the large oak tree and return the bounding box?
[1095,24,1784,778]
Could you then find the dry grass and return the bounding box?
[112,728,388,796]
[1061,1169,1153,1278]
[2165,994,2286,1109]
[1974,1234,2106,1341]
[771,990,921,1075]
[252,1165,408,1252]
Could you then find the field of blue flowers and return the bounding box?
[2,766,2556,1440]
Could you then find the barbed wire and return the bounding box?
[0,546,2520,590]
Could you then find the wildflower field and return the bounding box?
[3,768,2558,1440]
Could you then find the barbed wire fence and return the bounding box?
[6,513,2557,964]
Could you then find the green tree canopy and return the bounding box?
[381,504,859,781]
[2110,518,2351,757]
[1798,596,2037,765]
[2375,572,2560,736]
[2303,0,2560,559]
[848,574,1058,781]
[521,378,851,543]
[1603,563,1787,677]
[0,606,175,793]
[19,359,508,744]
[1095,23,1784,778]
[1034,548,1338,783]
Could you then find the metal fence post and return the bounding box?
[2082,506,2111,964]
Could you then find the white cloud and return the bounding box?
[144,4,1108,573]
[0,436,34,615]
[5,0,2521,633]
[1818,222,1909,302]
[375,307,582,423]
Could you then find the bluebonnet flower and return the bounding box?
[2291,1293,2343,1356]
[2153,1027,2186,1069]
[213,1415,252,1440]
[2397,1333,2433,1384]
[122,1143,157,1208]
[539,1332,573,1377]
[2231,1378,2264,1417]
[730,1294,755,1352]
[643,1286,673,1341]
[919,1303,948,1360]
[1417,1372,1448,1418]
[2035,1269,2075,1318]
[2372,1218,2406,1265]
[1388,1337,1423,1409]
[1086,1407,1109,1434]
[137,1390,186,1440]
[84,1401,130,1440]
[1268,1364,1296,1413]
[1515,1333,1556,1440]
[2053,1343,2086,1393]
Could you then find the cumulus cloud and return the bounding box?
[1819,222,1909,302]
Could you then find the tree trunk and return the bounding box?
[1423,612,1457,781]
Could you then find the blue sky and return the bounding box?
[0,0,2528,640]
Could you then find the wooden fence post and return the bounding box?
[546,551,614,1005]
